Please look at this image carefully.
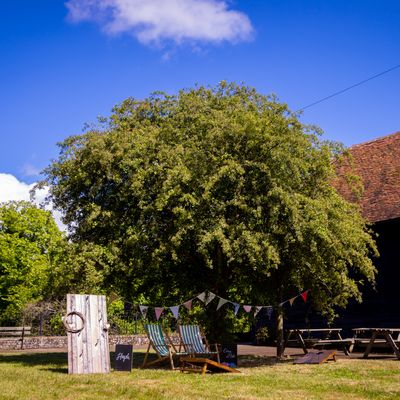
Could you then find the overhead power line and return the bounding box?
[296,63,400,112]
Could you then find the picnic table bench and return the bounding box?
[0,326,31,349]
[284,328,353,356]
[352,328,400,359]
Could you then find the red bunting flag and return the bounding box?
[243,305,252,313]
[301,290,309,303]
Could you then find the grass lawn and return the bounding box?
[0,350,399,400]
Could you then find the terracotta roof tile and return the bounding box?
[335,131,400,223]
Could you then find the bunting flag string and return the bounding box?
[155,307,164,321]
[183,299,192,310]
[216,297,229,310]
[139,305,148,318]
[197,292,207,303]
[301,290,309,303]
[205,292,216,305]
[254,306,262,317]
[169,305,180,319]
[125,289,310,320]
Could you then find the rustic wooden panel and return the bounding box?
[65,294,110,374]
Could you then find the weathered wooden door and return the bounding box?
[63,294,110,374]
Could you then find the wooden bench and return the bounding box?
[0,326,31,349]
[312,338,354,355]
[352,328,400,359]
[284,328,352,356]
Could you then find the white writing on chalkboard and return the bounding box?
[222,348,235,359]
[116,352,130,363]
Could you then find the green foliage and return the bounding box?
[0,201,65,323]
[47,240,114,297]
[39,82,377,333]
[23,300,66,335]
[107,299,141,334]
[255,327,270,345]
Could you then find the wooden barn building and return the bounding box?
[334,131,400,328]
[278,131,400,333]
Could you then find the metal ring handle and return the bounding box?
[63,311,85,333]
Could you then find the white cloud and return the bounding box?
[21,163,42,178]
[65,0,253,45]
[0,173,66,231]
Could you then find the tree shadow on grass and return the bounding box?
[0,350,289,374]
[0,351,68,373]
[118,351,156,369]
[0,351,149,374]
[131,351,292,370]
[238,355,297,369]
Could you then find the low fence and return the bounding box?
[0,334,180,351]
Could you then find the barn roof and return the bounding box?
[335,131,400,223]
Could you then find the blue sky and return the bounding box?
[1,0,399,199]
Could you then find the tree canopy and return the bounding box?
[0,201,65,323]
[39,83,377,329]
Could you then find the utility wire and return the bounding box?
[296,63,400,112]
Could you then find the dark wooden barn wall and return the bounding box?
[276,218,400,335]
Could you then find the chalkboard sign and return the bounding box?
[220,343,237,368]
[114,344,133,371]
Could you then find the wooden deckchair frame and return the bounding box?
[142,323,189,370]
[178,324,220,363]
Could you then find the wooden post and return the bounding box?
[20,326,25,350]
[64,294,110,374]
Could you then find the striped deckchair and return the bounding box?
[178,324,220,363]
[142,323,189,369]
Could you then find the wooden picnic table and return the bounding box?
[284,328,352,356]
[352,328,400,359]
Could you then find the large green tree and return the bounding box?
[39,83,377,346]
[0,201,65,323]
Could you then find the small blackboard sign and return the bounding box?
[220,343,237,368]
[114,344,133,371]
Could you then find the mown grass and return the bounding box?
[0,350,399,400]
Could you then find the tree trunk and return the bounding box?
[276,304,285,359]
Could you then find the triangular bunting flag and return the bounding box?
[170,305,180,319]
[233,303,240,316]
[266,306,273,319]
[183,299,192,310]
[301,290,309,303]
[197,292,206,303]
[289,297,296,306]
[254,306,263,317]
[216,298,229,310]
[155,307,164,321]
[243,305,252,313]
[139,305,148,318]
[205,292,216,305]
